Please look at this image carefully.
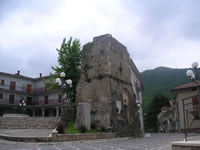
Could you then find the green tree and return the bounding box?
[48,37,81,103]
[144,93,170,132]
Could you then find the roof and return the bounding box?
[0,72,50,81]
[172,81,200,91]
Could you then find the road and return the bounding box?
[0,133,185,150]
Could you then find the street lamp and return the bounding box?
[136,100,142,112]
[55,72,72,115]
[184,61,200,141]
[55,72,72,134]
[19,100,26,106]
[186,61,199,82]
[19,100,26,114]
[186,61,200,103]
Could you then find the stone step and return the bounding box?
[0,117,58,129]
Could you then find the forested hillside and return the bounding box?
[141,67,191,98]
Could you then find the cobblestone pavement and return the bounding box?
[0,133,186,150]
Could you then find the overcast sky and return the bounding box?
[1,0,200,77]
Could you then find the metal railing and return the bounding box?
[182,94,200,141]
[0,98,61,106]
[0,84,50,94]
[0,84,24,92]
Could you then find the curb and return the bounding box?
[0,132,117,142]
[0,134,52,142]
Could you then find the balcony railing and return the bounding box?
[0,84,24,92]
[0,84,50,94]
[32,98,61,105]
[134,81,143,92]
[0,98,61,106]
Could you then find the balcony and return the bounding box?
[0,84,24,92]
[30,98,61,105]
[0,84,50,94]
[134,81,144,92]
[0,98,61,106]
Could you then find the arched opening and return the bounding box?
[0,107,4,116]
[35,109,42,116]
[26,109,33,116]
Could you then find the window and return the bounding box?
[10,81,16,90]
[44,95,48,104]
[9,94,15,104]
[192,96,199,111]
[45,83,48,91]
[1,80,4,85]
[26,97,32,105]
[58,94,62,103]
[0,93,3,99]
[26,84,32,93]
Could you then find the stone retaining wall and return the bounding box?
[0,130,116,142]
[0,117,58,129]
[172,145,200,150]
[0,134,52,142]
[51,130,116,142]
[172,142,200,150]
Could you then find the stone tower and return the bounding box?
[76,34,144,136]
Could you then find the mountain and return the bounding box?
[141,67,191,98]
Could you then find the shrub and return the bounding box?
[79,126,87,133]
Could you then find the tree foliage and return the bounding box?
[144,93,170,132]
[48,37,81,103]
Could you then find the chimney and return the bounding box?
[17,70,20,75]
[40,73,42,78]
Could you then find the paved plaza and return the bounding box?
[0,133,187,150]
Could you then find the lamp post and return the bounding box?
[55,72,72,116]
[184,61,200,141]
[186,61,200,104]
[136,100,145,134]
[19,100,26,114]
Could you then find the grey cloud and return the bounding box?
[124,0,200,40]
[1,0,200,75]
[0,0,59,23]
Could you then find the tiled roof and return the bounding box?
[172,81,200,91]
[0,72,50,81]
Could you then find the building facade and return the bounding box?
[172,82,200,131]
[0,71,62,117]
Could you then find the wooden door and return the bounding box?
[26,84,32,93]
[44,95,48,104]
[10,81,16,90]
[1,80,4,85]
[0,93,3,99]
[26,97,32,105]
[58,94,62,103]
[9,94,15,104]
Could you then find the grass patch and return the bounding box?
[65,122,104,134]
[65,122,80,134]
[86,129,102,133]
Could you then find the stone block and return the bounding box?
[75,103,91,130]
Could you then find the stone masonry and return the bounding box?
[75,103,91,130]
[0,116,58,129]
[76,34,143,136]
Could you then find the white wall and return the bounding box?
[0,74,34,92]
[129,66,144,132]
[176,89,198,130]
[0,74,59,105]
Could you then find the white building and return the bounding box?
[0,71,61,117]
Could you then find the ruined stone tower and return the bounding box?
[76,34,144,136]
